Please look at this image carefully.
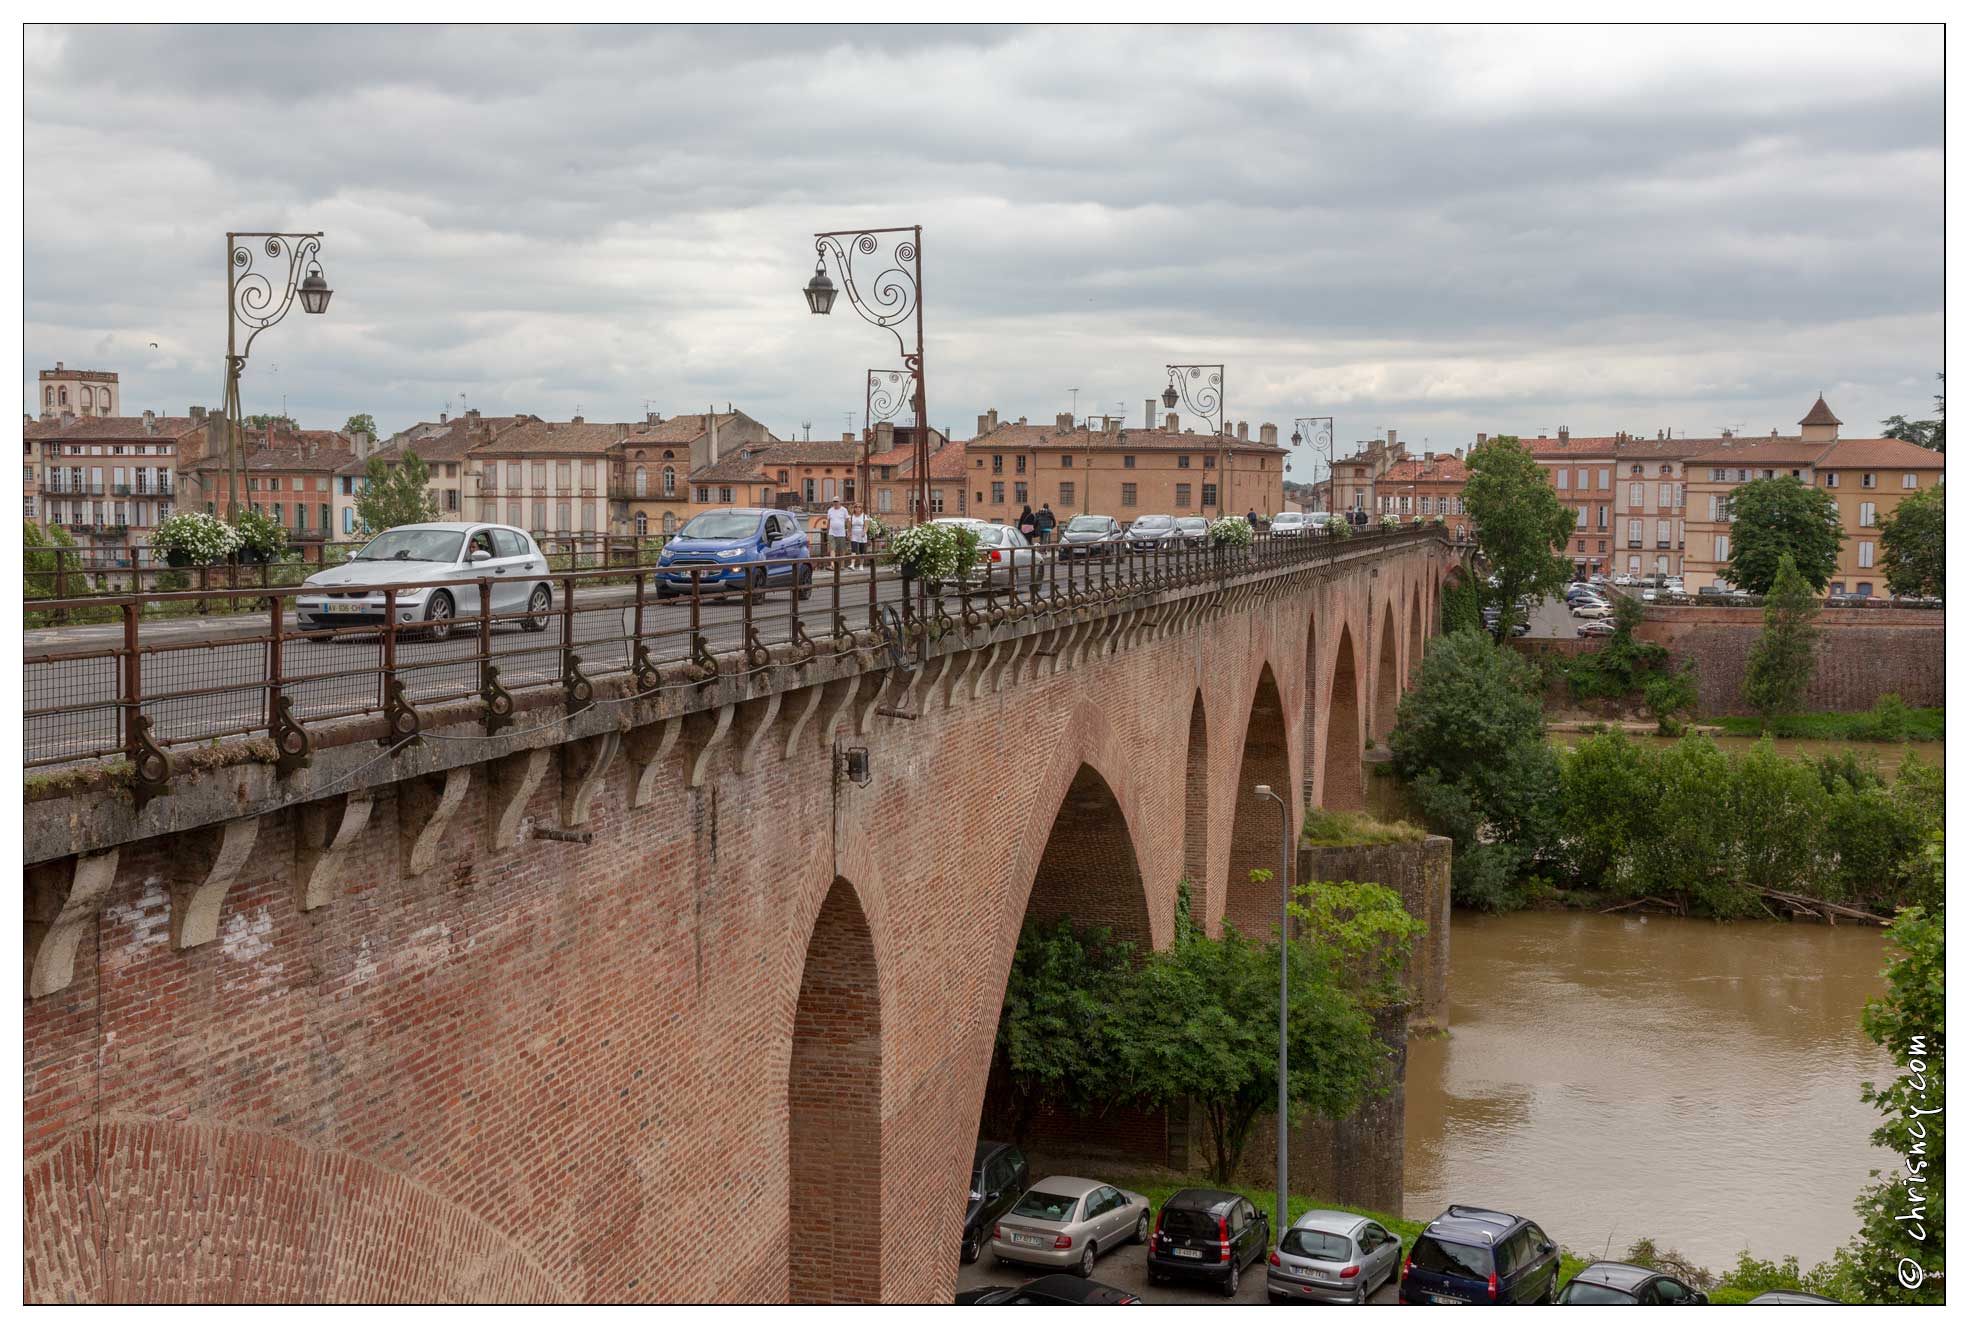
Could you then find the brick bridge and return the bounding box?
[24,528,1456,1303]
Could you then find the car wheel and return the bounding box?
[1134,1212,1150,1245]
[960,1232,979,1265]
[1354,1283,1369,1306]
[1544,1272,1559,1304]
[797,563,814,601]
[523,585,551,632]
[746,566,766,595]
[1077,1242,1096,1278]
[1224,1257,1240,1297]
[424,590,454,642]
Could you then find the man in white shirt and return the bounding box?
[825,499,850,565]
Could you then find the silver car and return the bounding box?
[989,1176,1151,1278]
[1268,511,1310,536]
[930,518,1045,589]
[296,522,553,640]
[1267,1208,1403,1305]
[1174,515,1209,544]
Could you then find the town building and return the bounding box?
[1322,432,1409,516]
[469,417,627,538]
[1608,435,1710,579]
[181,422,355,542]
[613,410,779,536]
[867,423,961,518]
[961,409,1286,526]
[341,410,527,536]
[1522,430,1620,576]
[36,362,119,419]
[1378,452,1471,539]
[27,410,213,552]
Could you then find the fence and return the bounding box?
[21,526,1439,791]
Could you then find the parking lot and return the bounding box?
[952,1234,1400,1306]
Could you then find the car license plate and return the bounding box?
[1174,1248,1203,1260]
[1014,1233,1045,1247]
[1429,1294,1467,1305]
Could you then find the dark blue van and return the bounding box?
[654,507,813,599]
[1398,1205,1560,1305]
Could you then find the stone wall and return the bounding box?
[1634,604,1944,717]
[1301,835,1452,1028]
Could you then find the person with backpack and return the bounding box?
[1034,503,1056,544]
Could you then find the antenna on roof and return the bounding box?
[1070,388,1079,417]
[802,420,812,441]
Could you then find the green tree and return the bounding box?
[1126,918,1394,1184]
[1878,485,1944,599]
[1438,574,1483,636]
[23,519,76,598]
[1741,554,1821,721]
[1390,628,1560,909]
[344,413,378,438]
[355,450,438,533]
[1723,477,1843,593]
[1642,664,1699,735]
[1844,891,1945,1304]
[1460,437,1577,639]
[1879,373,1943,454]
[991,919,1138,1148]
[244,413,298,433]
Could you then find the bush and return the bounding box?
[1642,664,1699,735]
[1438,576,1483,636]
[1561,597,1672,700]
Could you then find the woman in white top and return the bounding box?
[848,505,870,569]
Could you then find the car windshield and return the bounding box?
[971,527,1007,546]
[1273,513,1303,523]
[1409,1235,1493,1279]
[1130,516,1173,530]
[1010,1191,1078,1222]
[1560,1282,1640,1305]
[1176,518,1207,529]
[679,512,761,540]
[1066,516,1110,532]
[354,529,464,563]
[1281,1229,1352,1261]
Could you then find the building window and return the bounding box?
[1014,482,1028,504]
[1629,482,1644,507]
[1858,540,1875,569]
[1015,455,1026,474]
[1121,483,1138,507]
[718,487,734,504]
[1060,454,1073,469]
[1598,468,1610,489]
[1059,481,1075,507]
[1656,519,1670,548]
[929,489,945,514]
[1556,469,1568,490]
[1203,456,1215,469]
[1596,505,1608,530]
[1825,472,1840,487]
[1175,483,1191,508]
[1627,518,1641,547]
[991,455,1003,474]
[803,478,817,503]
[1857,582,1874,597]
[1862,473,1876,488]
[635,512,648,536]
[1659,482,1674,507]
[990,481,1005,504]
[1715,534,1730,562]
[25,497,35,517]
[1859,501,1877,527]
[634,467,647,497]
[662,511,677,533]
[877,488,892,513]
[1123,455,1135,469]
[1202,483,1217,506]
[1575,505,1587,528]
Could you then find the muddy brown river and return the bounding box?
[1404,910,1895,1272]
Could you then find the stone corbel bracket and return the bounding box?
[170,817,261,948]
[734,693,784,775]
[294,792,375,913]
[560,729,623,825]
[25,848,120,998]
[626,717,683,808]
[485,748,550,851]
[400,767,473,877]
[687,703,736,788]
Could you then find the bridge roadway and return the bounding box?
[23,546,1302,770]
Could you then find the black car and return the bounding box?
[1398,1204,1561,1305]
[956,1274,1141,1305]
[962,1141,1029,1264]
[1146,1188,1272,1296]
[1560,1261,1708,1305]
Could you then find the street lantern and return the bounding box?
[1161,382,1178,410]
[297,262,333,315]
[1290,428,1303,447]
[803,259,837,315]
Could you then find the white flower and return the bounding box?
[1208,515,1254,548]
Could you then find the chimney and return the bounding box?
[615,423,629,440]
[708,410,720,463]
[646,411,662,425]
[843,432,855,443]
[189,405,206,422]
[54,361,63,371]
[874,422,896,451]
[1237,421,1249,441]
[440,411,448,423]
[1259,423,1278,446]
[1559,426,1570,444]
[1477,432,1488,445]
[1658,429,1665,440]
[1145,399,1157,430]
[142,410,155,435]
[1055,412,1074,431]
[977,413,990,436]
[1387,428,1398,447]
[1454,447,1464,460]
[1104,416,1121,439]
[544,421,555,432]
[1165,412,1179,432]
[571,415,585,426]
[1424,450,1435,462]
[467,408,482,426]
[988,408,999,431]
[1016,416,1027,426]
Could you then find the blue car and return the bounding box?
[655,508,814,599]
[1398,1205,1560,1305]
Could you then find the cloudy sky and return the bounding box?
[23,24,1943,479]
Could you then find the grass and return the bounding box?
[1113,1174,1593,1290]
[1714,698,1943,742]
[1301,808,1428,846]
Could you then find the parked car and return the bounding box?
[1268,511,1309,536]
[1613,574,1634,586]
[296,522,553,640]
[1124,513,1182,552]
[1509,621,1531,637]
[1576,620,1616,637]
[961,1141,1029,1265]
[1147,1187,1272,1296]
[1174,515,1210,544]
[1640,588,1658,602]
[1588,573,1609,586]
[1746,1290,1843,1305]
[989,1176,1150,1278]
[1697,583,1734,599]
[955,1274,1142,1305]
[654,507,813,600]
[932,519,1045,589]
[1559,1262,1709,1305]
[1398,1205,1561,1305]
[1571,601,1613,619]
[1267,1208,1403,1305]
[1058,513,1124,557]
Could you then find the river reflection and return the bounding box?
[1404,911,1894,1270]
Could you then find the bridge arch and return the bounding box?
[788,876,885,1303]
[1183,691,1209,895]
[1323,624,1365,811]
[1373,599,1401,744]
[1408,583,1425,682]
[1224,662,1292,938]
[1025,762,1155,946]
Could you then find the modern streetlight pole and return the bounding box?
[222,232,333,518]
[1291,417,1334,513]
[1254,782,1293,1256]
[805,227,927,521]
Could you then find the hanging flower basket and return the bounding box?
[1208,515,1253,549]
[884,521,980,588]
[1324,516,1352,538]
[152,512,243,567]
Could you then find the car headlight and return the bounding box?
[715,548,746,559]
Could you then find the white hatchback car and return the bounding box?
[297,522,554,640]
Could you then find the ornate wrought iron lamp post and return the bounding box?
[804,227,927,520]
[222,232,332,517]
[865,367,912,510]
[1291,416,1334,511]
[1163,364,1225,437]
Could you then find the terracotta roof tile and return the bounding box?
[1685,437,1832,466]
[1799,395,1842,427]
[25,414,210,442]
[473,419,627,457]
[1818,437,1945,469]
[1518,435,1622,456]
[1382,456,1469,484]
[620,413,742,447]
[753,440,861,466]
[967,421,1285,455]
